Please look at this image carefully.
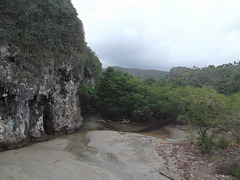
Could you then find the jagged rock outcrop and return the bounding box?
[0,0,102,149]
[0,45,93,149]
[168,67,192,80]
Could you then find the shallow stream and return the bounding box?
[81,112,171,137]
[63,112,171,160]
[0,113,173,180]
[62,113,172,179]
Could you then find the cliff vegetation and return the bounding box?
[0,0,101,83]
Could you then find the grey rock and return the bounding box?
[0,45,95,148]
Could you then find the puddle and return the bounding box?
[81,112,171,137]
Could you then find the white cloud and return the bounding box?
[124,27,138,38]
[72,0,240,70]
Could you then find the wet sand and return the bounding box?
[0,125,190,180]
[0,138,111,180]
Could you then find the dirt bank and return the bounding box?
[86,127,234,180]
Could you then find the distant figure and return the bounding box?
[120,119,130,124]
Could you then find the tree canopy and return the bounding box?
[88,67,240,155]
[166,63,240,95]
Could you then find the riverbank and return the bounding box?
[0,125,235,179]
[85,126,235,180]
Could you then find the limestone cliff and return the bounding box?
[0,0,101,148]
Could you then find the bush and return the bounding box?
[133,106,153,122]
[230,147,240,178]
[217,136,230,149]
[196,132,214,153]
[78,82,97,112]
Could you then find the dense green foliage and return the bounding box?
[95,67,188,121]
[83,46,102,83]
[78,82,97,112]
[178,86,229,153]
[1,0,84,54]
[96,67,148,120]
[96,67,239,121]
[94,67,240,156]
[166,64,240,153]
[167,63,240,95]
[0,0,101,81]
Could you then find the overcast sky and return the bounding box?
[72,0,240,71]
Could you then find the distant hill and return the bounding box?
[166,63,240,95]
[111,66,169,80]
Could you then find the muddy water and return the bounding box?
[64,113,170,164]
[80,112,171,137]
[63,113,171,180]
[0,113,171,180]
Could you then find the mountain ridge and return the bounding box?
[106,66,169,80]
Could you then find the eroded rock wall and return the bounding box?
[0,45,84,149]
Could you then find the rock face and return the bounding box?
[0,0,102,149]
[0,45,95,149]
[168,67,192,80]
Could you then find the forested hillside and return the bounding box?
[81,66,239,128]
[112,66,168,80]
[166,62,240,95]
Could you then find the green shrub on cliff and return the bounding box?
[0,0,84,54]
[0,0,101,82]
[78,82,97,112]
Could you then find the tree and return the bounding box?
[228,92,240,143]
[78,82,97,112]
[178,86,229,153]
[148,83,187,121]
[144,78,158,86]
[96,67,146,119]
[167,63,240,95]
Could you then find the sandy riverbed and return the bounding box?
[0,125,234,180]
